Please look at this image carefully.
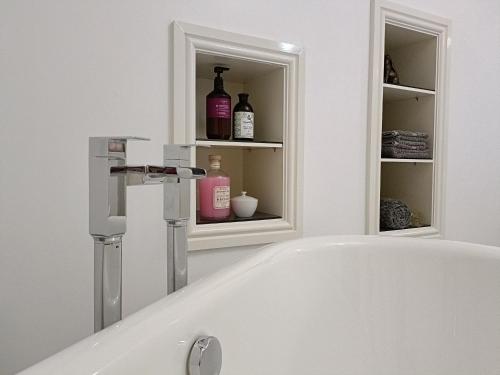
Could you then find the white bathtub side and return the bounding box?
[20,236,500,374]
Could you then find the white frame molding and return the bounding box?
[171,21,304,250]
[366,0,451,237]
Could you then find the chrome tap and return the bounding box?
[163,145,200,294]
[89,137,205,332]
[89,136,145,333]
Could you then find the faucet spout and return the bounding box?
[110,165,205,185]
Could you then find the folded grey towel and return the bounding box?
[382,129,430,159]
[382,146,431,159]
[382,139,427,150]
[384,135,428,143]
[383,130,429,144]
[380,198,411,230]
[383,130,429,139]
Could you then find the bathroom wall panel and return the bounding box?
[1,0,500,373]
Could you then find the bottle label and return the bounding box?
[234,111,254,138]
[213,186,230,209]
[207,98,231,119]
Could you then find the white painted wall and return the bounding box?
[1,0,499,373]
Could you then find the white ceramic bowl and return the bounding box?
[231,191,258,218]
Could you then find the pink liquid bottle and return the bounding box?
[199,155,231,220]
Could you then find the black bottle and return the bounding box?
[233,93,254,141]
[206,66,231,140]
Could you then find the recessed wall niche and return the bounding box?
[171,21,304,250]
[366,1,450,237]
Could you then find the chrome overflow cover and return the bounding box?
[188,336,222,375]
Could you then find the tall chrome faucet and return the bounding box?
[164,145,194,294]
[89,137,205,332]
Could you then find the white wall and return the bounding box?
[1,0,499,373]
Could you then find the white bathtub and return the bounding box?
[21,236,500,374]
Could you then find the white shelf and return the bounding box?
[381,158,433,164]
[383,84,435,102]
[196,140,283,149]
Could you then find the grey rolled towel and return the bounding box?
[380,198,411,230]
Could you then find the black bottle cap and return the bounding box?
[214,66,230,77]
[213,66,229,91]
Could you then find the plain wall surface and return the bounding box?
[1,0,499,373]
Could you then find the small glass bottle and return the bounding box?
[233,93,254,141]
[199,155,231,220]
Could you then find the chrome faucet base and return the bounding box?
[166,219,188,294]
[93,235,122,332]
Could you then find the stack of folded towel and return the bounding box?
[380,198,411,230]
[382,130,430,159]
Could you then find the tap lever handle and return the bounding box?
[113,136,150,141]
[109,165,170,186]
[110,165,148,175]
[106,136,150,144]
[90,136,150,158]
[164,144,195,162]
[176,167,206,179]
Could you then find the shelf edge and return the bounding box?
[196,140,283,149]
[382,83,435,95]
[381,158,434,163]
